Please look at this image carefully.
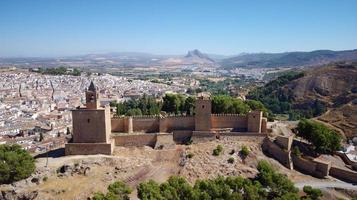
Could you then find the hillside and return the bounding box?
[247,62,357,137]
[220,49,357,68]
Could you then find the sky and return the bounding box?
[0,0,356,57]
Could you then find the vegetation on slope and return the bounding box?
[93,160,322,200]
[247,71,333,120]
[0,144,36,184]
[296,119,342,154]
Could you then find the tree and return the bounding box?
[92,181,132,200]
[257,160,298,198]
[0,144,35,184]
[126,108,142,116]
[183,96,196,115]
[137,180,164,200]
[296,119,342,153]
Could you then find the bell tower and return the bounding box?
[86,81,100,109]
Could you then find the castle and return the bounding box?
[65,82,267,155]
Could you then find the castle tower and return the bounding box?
[65,82,113,155]
[194,94,212,131]
[85,81,100,109]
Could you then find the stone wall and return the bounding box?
[65,141,114,155]
[211,114,247,130]
[160,116,194,132]
[111,118,125,132]
[330,166,357,183]
[261,137,292,169]
[291,155,330,178]
[172,130,193,143]
[132,116,159,133]
[113,134,157,147]
[155,133,175,149]
[275,135,293,151]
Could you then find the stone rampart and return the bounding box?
[291,155,330,178]
[160,116,194,133]
[261,137,292,169]
[172,130,193,143]
[132,117,159,133]
[113,134,157,147]
[111,118,125,132]
[155,133,175,149]
[211,114,247,131]
[329,166,357,183]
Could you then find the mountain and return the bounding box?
[247,61,357,137]
[220,49,357,68]
[160,49,215,65]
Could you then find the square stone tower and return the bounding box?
[194,94,212,131]
[65,81,114,155]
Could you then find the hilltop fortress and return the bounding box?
[65,82,267,155]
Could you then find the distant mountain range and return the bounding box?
[1,49,357,68]
[219,49,357,68]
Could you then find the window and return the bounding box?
[87,119,90,123]
[202,105,205,109]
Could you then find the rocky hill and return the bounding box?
[220,49,357,68]
[248,62,357,137]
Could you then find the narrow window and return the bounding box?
[87,119,90,123]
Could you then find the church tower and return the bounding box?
[85,81,100,109]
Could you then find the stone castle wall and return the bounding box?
[132,116,160,133]
[172,130,193,143]
[111,118,125,132]
[329,166,357,183]
[291,155,330,178]
[160,116,195,132]
[261,137,292,169]
[113,134,157,147]
[211,114,247,130]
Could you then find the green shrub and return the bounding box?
[303,185,323,200]
[213,145,223,156]
[213,149,220,156]
[0,144,35,184]
[186,153,194,159]
[43,176,48,182]
[292,146,302,157]
[228,157,235,164]
[240,146,250,159]
[216,145,223,152]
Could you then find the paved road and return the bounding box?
[295,180,357,190]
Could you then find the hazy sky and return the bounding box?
[0,0,356,57]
